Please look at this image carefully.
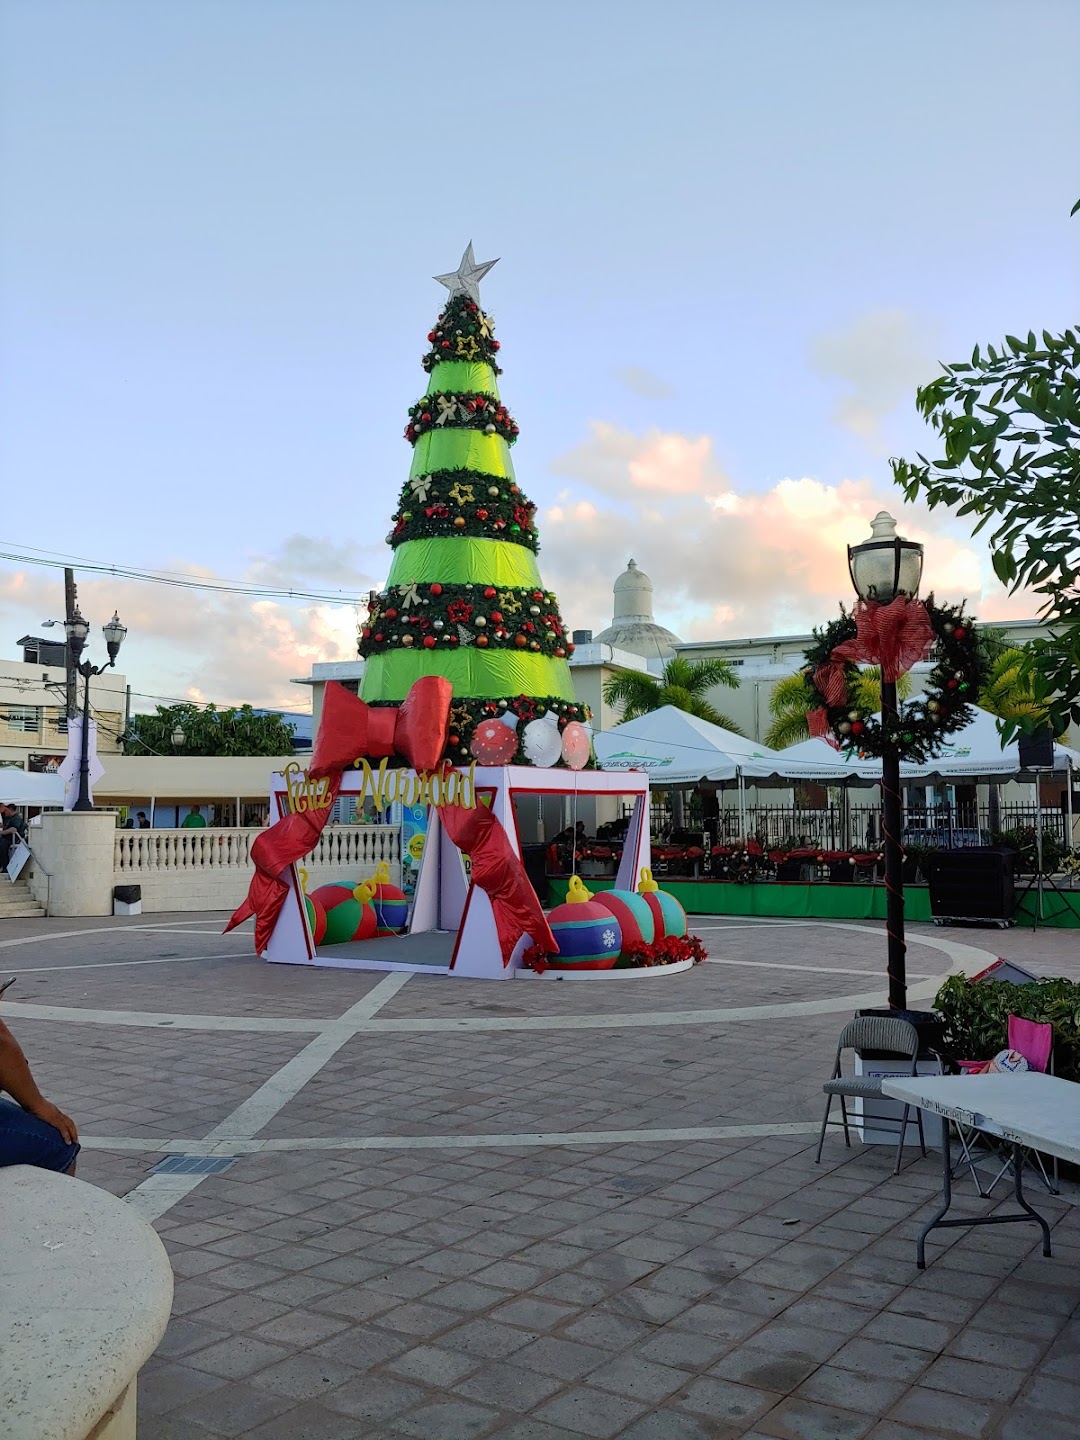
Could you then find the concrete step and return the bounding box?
[0,885,45,918]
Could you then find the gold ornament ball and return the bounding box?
[453,516,466,527]
[401,634,414,646]
[838,721,851,734]
[484,423,496,434]
[474,616,487,627]
[488,486,499,496]
[848,710,859,721]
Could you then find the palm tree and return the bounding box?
[764,668,912,750]
[976,640,1053,834]
[602,656,743,734]
[977,645,1047,729]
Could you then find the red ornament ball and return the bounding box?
[475,634,489,648]
[483,586,497,599]
[954,626,966,639]
[423,635,436,648]
[470,718,518,765]
[476,508,488,520]
[514,634,527,648]
[429,583,443,596]
[850,721,864,734]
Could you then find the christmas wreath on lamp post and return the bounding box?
[803,512,987,1016]
[804,596,985,763]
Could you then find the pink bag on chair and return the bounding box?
[1007,1015,1052,1073]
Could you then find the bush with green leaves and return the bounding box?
[934,972,1080,1082]
[992,825,1068,875]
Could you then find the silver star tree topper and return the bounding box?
[434,242,499,306]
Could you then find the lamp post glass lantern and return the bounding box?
[848,512,924,1012]
[65,610,127,812]
[172,725,186,750]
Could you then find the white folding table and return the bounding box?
[882,1072,1080,1268]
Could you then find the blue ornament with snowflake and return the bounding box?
[546,875,623,971]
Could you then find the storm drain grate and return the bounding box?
[151,1155,237,1177]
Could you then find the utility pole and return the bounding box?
[64,568,78,720]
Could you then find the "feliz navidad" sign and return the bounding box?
[283,759,477,815]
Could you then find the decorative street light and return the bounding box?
[65,609,127,812]
[171,725,186,749]
[848,512,924,1010]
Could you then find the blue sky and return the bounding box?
[2,0,1077,709]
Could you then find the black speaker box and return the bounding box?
[1018,725,1055,770]
[926,848,1015,924]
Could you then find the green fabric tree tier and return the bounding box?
[359,245,587,765]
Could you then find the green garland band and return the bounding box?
[386,536,543,588]
[367,692,593,769]
[391,468,539,552]
[405,392,518,447]
[361,648,575,705]
[421,294,501,375]
[361,581,573,661]
[804,596,988,763]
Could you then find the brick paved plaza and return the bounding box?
[3,912,1080,1440]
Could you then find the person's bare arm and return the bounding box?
[0,1019,78,1144]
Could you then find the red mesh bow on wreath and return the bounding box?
[814,598,933,708]
[803,595,986,763]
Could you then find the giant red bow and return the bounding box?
[816,597,933,709]
[225,677,451,952]
[309,678,452,780]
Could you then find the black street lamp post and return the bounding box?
[65,610,128,812]
[847,512,924,1011]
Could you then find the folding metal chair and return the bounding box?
[815,1015,926,1174]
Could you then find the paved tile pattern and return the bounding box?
[3,911,1080,1437]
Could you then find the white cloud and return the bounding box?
[539,421,1038,643]
[0,536,379,713]
[614,366,675,399]
[808,308,939,449]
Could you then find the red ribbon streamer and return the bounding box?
[224,678,451,952]
[438,802,557,965]
[815,597,933,706]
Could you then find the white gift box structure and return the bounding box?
[262,765,651,981]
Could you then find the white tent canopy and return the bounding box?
[594,707,847,786]
[780,706,1080,782]
[0,769,65,805]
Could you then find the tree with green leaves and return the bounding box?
[891,208,1080,736]
[602,656,743,732]
[125,704,297,757]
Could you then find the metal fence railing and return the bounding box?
[649,804,1072,851]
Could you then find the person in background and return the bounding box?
[0,804,27,872]
[181,808,207,829]
[136,811,151,829]
[0,995,79,1174]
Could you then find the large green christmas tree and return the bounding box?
[359,245,587,765]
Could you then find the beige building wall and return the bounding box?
[0,658,127,771]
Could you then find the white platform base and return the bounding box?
[515,958,695,980]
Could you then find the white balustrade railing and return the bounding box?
[115,825,400,875]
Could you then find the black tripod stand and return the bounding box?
[1017,787,1080,929]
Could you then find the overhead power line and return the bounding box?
[0,541,365,607]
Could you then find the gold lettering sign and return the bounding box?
[283,760,476,815]
[283,761,334,814]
